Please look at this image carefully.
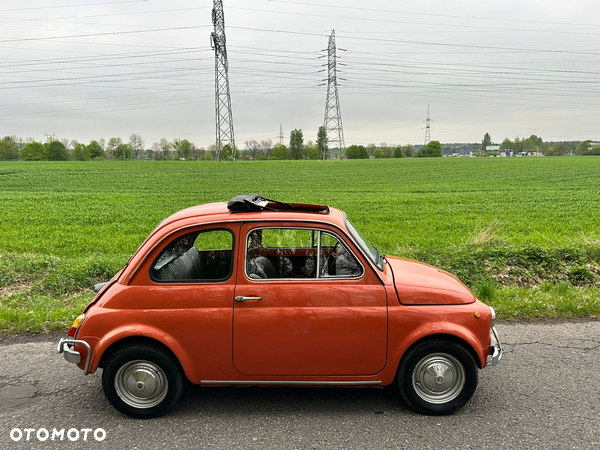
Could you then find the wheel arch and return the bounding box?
[383,322,486,386]
[396,333,482,376]
[92,330,195,383]
[100,337,177,367]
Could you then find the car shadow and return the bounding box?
[172,384,411,417]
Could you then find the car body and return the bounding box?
[58,195,502,418]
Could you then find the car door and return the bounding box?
[233,222,388,377]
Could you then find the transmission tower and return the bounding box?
[323,30,345,154]
[211,0,235,161]
[423,104,432,145]
[279,124,284,145]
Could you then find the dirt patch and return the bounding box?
[0,282,32,298]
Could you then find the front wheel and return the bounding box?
[398,339,478,415]
[102,345,183,418]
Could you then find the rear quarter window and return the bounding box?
[151,229,234,282]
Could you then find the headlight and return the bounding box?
[489,307,496,327]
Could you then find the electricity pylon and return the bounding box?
[424,104,432,145]
[323,30,345,155]
[211,0,235,161]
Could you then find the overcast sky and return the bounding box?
[1,0,600,148]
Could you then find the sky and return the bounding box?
[1,0,600,149]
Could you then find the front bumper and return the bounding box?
[57,338,92,375]
[486,326,503,366]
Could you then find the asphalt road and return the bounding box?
[1,321,599,450]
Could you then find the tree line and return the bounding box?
[0,135,211,162]
[1,128,597,161]
[0,127,439,162]
[480,133,599,156]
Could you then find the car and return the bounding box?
[58,194,502,418]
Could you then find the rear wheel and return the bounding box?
[398,339,478,415]
[102,345,183,418]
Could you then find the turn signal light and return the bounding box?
[473,311,481,319]
[68,314,85,338]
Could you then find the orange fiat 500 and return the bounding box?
[58,194,502,418]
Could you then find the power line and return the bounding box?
[265,0,600,29]
[0,0,148,13]
[0,6,206,24]
[0,25,210,44]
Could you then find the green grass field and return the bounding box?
[1,157,599,332]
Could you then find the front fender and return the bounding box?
[380,321,487,385]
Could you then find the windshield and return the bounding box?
[345,218,384,271]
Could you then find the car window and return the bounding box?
[152,229,233,282]
[345,218,383,270]
[320,232,362,278]
[246,228,362,280]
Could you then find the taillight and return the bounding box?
[67,314,85,338]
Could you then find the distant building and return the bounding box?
[486,145,500,151]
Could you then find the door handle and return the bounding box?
[235,296,262,302]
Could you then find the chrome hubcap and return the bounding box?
[115,360,168,409]
[412,353,465,404]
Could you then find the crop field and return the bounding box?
[1,157,599,332]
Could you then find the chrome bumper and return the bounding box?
[486,326,503,366]
[57,338,91,375]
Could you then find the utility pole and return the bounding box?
[423,104,432,145]
[323,30,345,156]
[211,0,235,161]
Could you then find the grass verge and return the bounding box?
[0,292,93,334]
[1,245,599,334]
[0,252,123,333]
[475,283,600,320]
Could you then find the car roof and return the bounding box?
[159,201,347,230]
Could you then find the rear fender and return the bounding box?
[86,325,195,381]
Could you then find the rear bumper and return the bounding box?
[57,338,92,375]
[486,326,503,367]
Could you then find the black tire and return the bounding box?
[102,345,183,419]
[397,339,478,415]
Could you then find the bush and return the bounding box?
[20,142,47,161]
[416,141,442,157]
[568,263,595,285]
[87,140,105,159]
[581,145,600,156]
[393,147,405,158]
[45,140,69,161]
[0,136,19,161]
[72,143,91,161]
[345,145,369,159]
